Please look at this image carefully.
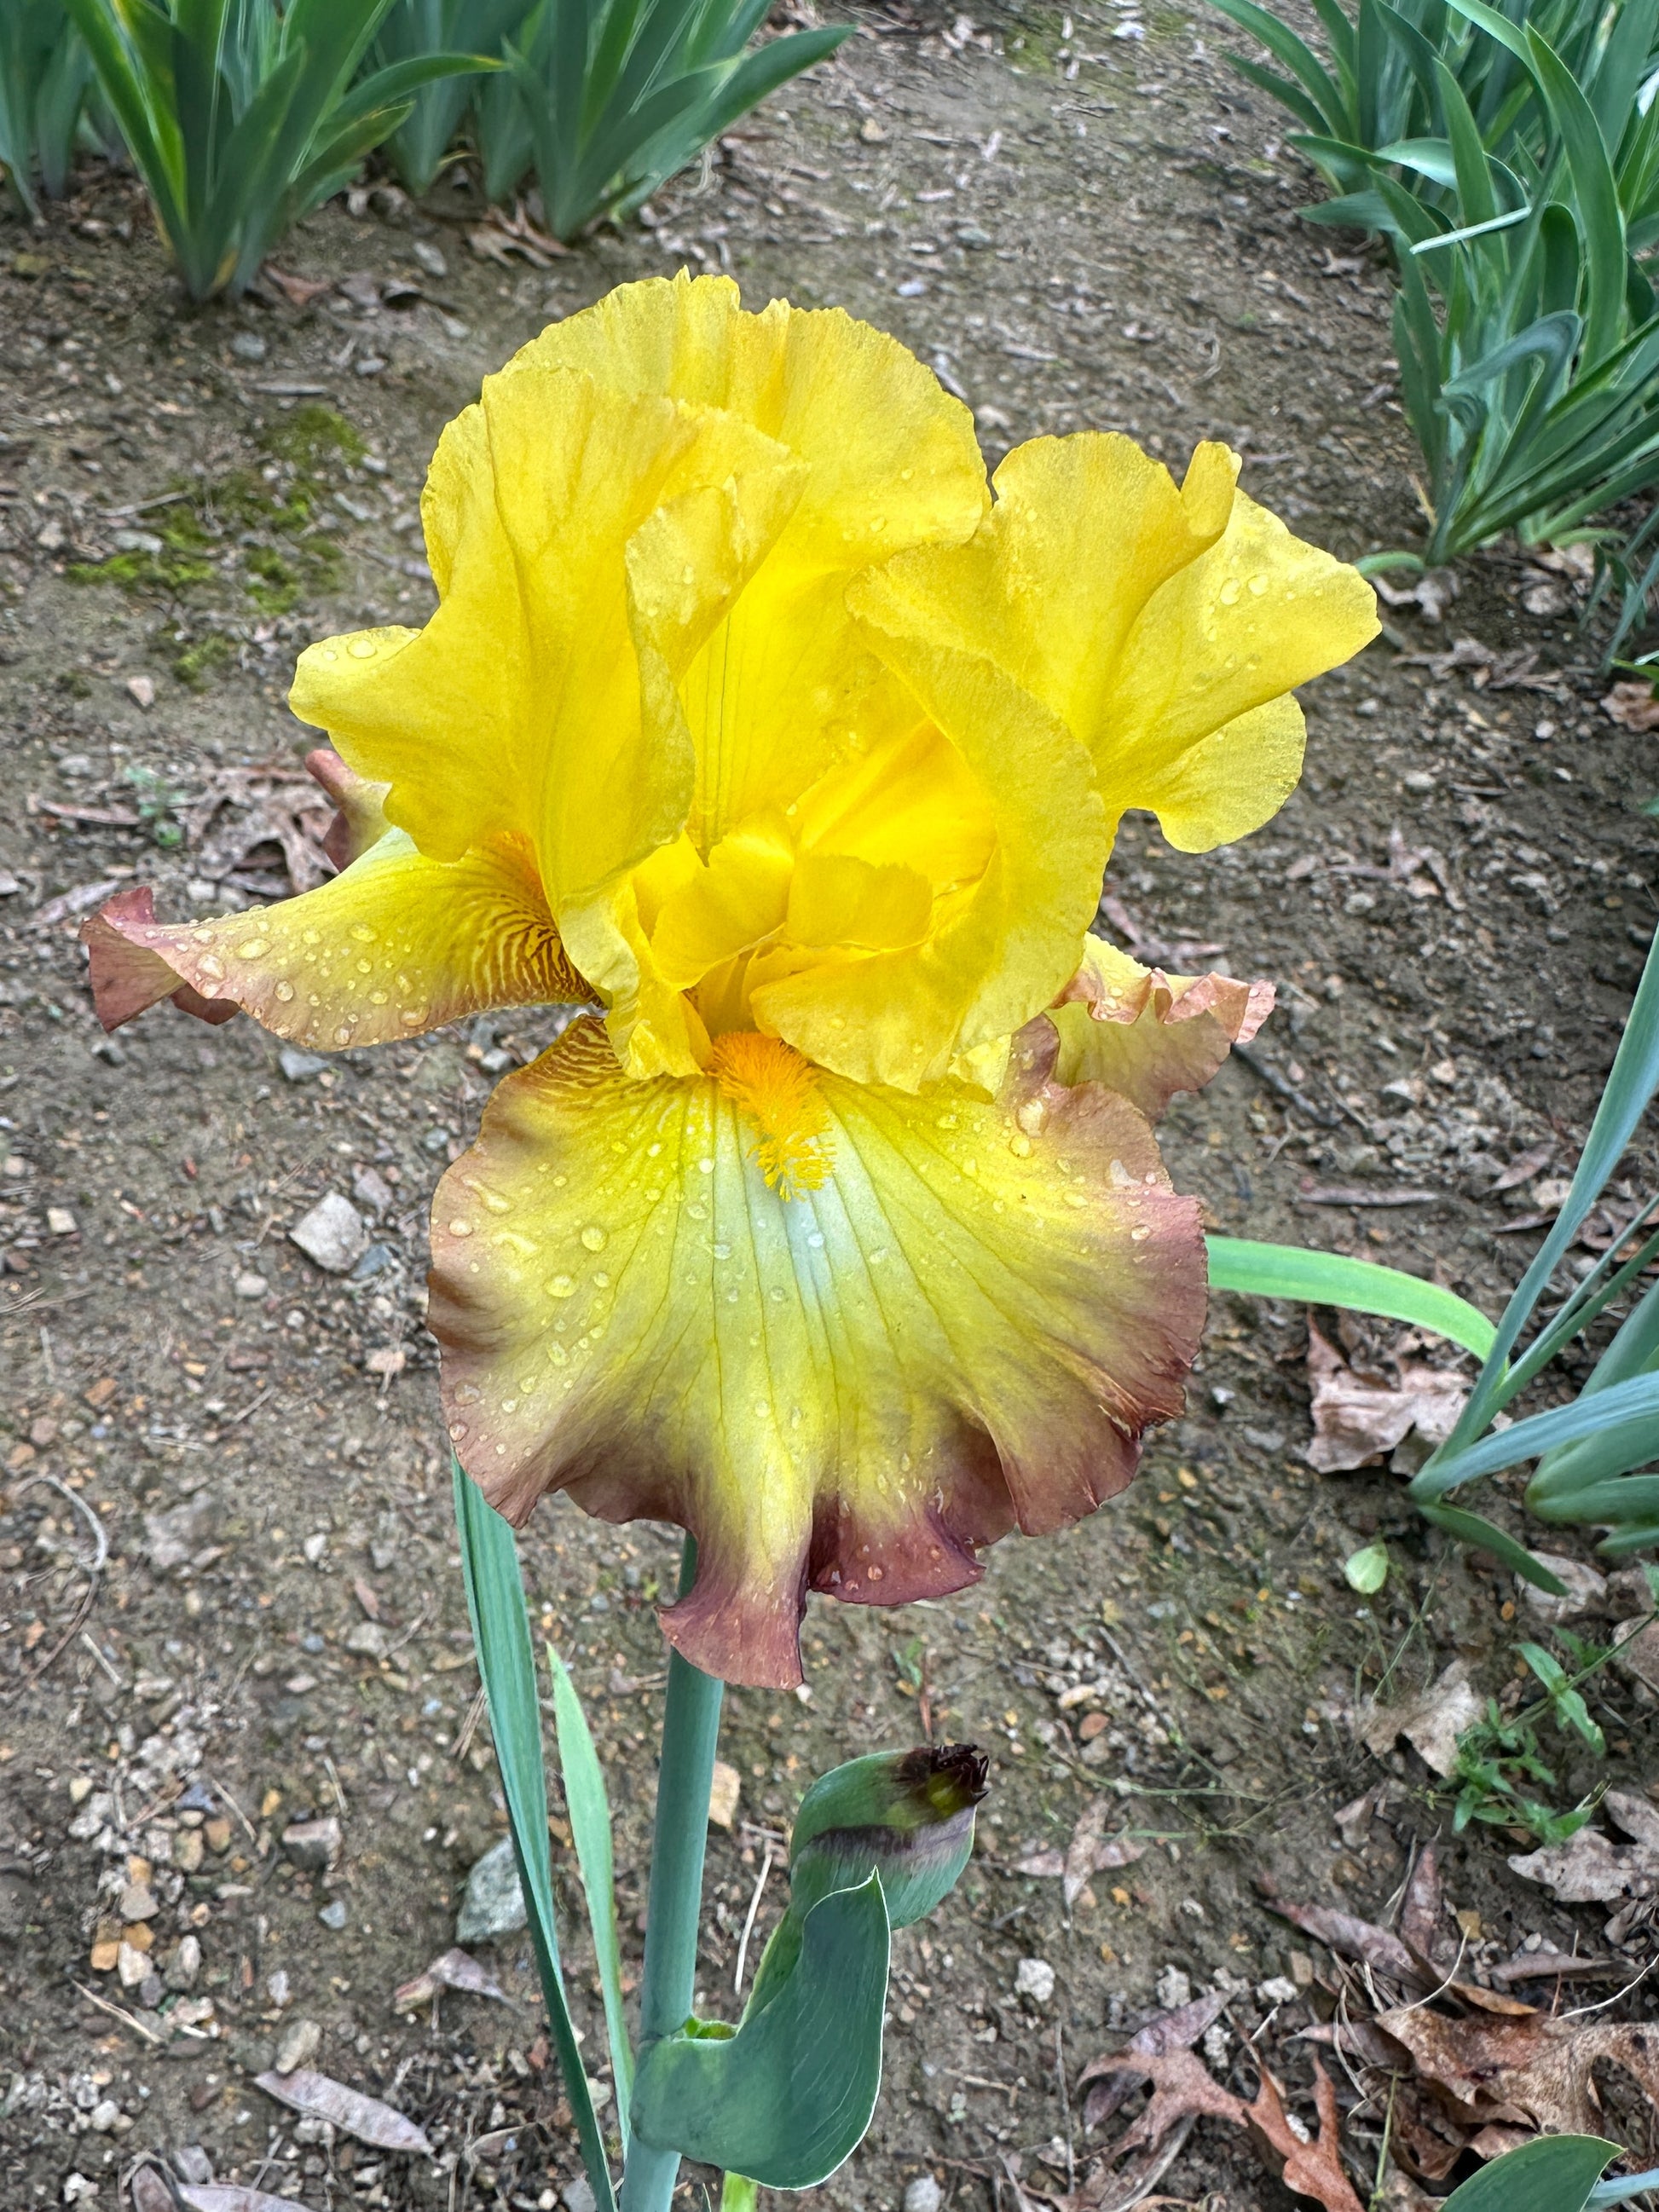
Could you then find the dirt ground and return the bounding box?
[3,0,1658,2205]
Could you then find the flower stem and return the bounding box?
[619,1538,724,2212]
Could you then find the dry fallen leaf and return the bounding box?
[392,1946,512,2013]
[1014,1799,1147,1909]
[181,2187,315,2212]
[1357,1659,1483,1778]
[1375,2005,1659,2140]
[1079,1989,1229,2128]
[1084,2047,1364,2211]
[253,2068,432,2153]
[1304,1323,1467,1474]
[1246,2057,1366,2212]
[1603,681,1659,732]
[185,765,336,896]
[1509,1789,1659,1906]
[1261,1888,1425,1987]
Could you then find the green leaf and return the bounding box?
[547,1640,633,2151]
[632,1875,889,2189]
[1205,1235,1497,1358]
[1457,928,1659,1442]
[1415,1502,1569,1594]
[1441,2134,1617,2212]
[453,1468,616,2212]
[1344,1540,1390,1594]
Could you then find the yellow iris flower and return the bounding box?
[84,274,1376,1688]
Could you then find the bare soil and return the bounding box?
[2,2,1658,2206]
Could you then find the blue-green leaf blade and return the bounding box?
[631,1875,889,2190]
[1205,1235,1496,1358]
[1442,2134,1616,2212]
[454,1468,616,2212]
[548,1640,633,2150]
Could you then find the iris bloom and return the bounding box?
[85,275,1376,1687]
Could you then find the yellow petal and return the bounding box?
[1049,935,1275,1119]
[430,1018,1205,1688]
[769,577,1107,1087]
[291,363,804,905]
[864,431,1377,854]
[650,816,796,990]
[516,272,989,848]
[81,830,585,1049]
[1101,487,1378,848]
[785,852,934,951]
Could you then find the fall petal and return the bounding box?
[81,830,586,1047]
[429,1019,1205,1688]
[1049,936,1275,1120]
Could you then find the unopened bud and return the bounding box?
[789,1744,988,1928]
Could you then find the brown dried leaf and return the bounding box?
[1357,1660,1483,1778]
[1080,1989,1229,2128]
[1261,1891,1424,1986]
[1305,1323,1467,1474]
[1091,2047,1246,2162]
[1603,681,1659,732]
[1398,1842,1442,1965]
[181,2187,315,2212]
[185,766,336,895]
[1374,2006,1659,2139]
[253,2068,431,2152]
[1245,2058,1366,2212]
[392,1946,511,2012]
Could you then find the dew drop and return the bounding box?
[698,1156,715,1175]
[712,1240,731,1261]
[581,1225,607,1251]
[448,1218,473,1238]
[348,637,377,659]
[334,1025,353,1046]
[1130,1222,1151,1242]
[234,938,269,960]
[1248,573,1269,596]
[275,981,295,1002]
[1009,1132,1032,1158]
[1015,1098,1047,1136]
[197,955,225,982]
[806,1230,825,1250]
[549,1273,576,1297]
[454,1383,481,1406]
[349,921,378,944]
[592,1271,610,1288]
[1218,577,1241,606]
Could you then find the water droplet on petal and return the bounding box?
[234,938,269,960]
[448,1218,472,1238]
[275,981,295,1002]
[348,637,377,659]
[581,1225,607,1251]
[549,1273,576,1297]
[1218,577,1241,606]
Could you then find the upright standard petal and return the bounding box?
[290,362,806,904]
[82,829,586,1047]
[864,432,1379,853]
[1048,936,1274,1120]
[515,272,990,847]
[429,1019,1204,1688]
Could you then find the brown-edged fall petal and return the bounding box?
[82,819,587,1048]
[1048,933,1273,1119]
[428,1017,1205,1688]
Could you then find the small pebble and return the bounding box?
[1014,1956,1055,2004]
[905,2179,944,2212]
[318,1900,349,1931]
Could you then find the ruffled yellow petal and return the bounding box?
[82,829,585,1048]
[291,362,805,902]
[1048,935,1275,1120]
[1101,488,1378,848]
[514,272,990,848]
[428,1018,1205,1688]
[863,432,1378,855]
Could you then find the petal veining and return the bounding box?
[429,1018,1205,1687]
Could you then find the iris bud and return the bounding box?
[789,1744,989,1927]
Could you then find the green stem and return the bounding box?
[619,1538,725,2212]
